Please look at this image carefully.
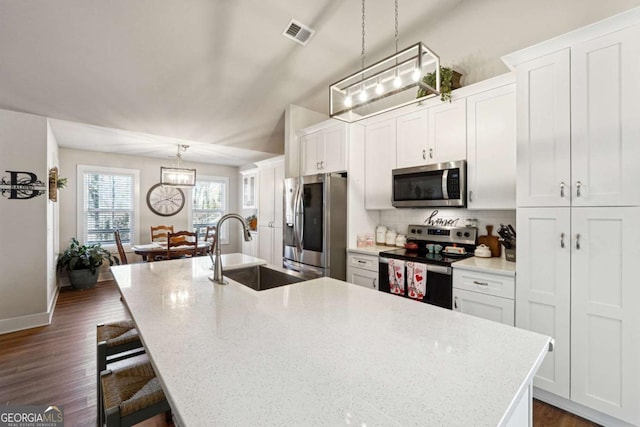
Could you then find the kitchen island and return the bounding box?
[111,255,550,426]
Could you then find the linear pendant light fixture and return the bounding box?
[161,144,196,187]
[330,0,440,122]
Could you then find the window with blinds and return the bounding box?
[78,166,138,245]
[192,176,228,244]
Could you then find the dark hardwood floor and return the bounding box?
[0,280,600,426]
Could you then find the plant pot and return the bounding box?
[68,269,99,290]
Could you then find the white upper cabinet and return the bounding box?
[364,118,396,210]
[240,169,257,209]
[396,99,466,168]
[396,109,428,168]
[571,25,640,207]
[427,98,467,164]
[516,24,640,208]
[300,122,346,176]
[516,49,572,207]
[466,82,516,210]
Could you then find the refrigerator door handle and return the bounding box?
[294,185,303,252]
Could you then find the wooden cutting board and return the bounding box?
[477,225,501,257]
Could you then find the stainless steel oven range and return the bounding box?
[378,224,477,309]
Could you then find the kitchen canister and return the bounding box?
[395,234,407,247]
[385,229,397,246]
[376,225,387,244]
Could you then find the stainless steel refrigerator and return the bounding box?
[283,173,347,280]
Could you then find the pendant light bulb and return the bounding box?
[375,78,384,95]
[358,89,368,102]
[393,75,402,88]
[344,90,353,107]
[412,68,421,82]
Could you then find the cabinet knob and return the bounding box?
[560,182,565,198]
[576,181,582,197]
[469,191,473,203]
[320,161,325,169]
[422,149,426,160]
[372,278,377,288]
[454,296,459,310]
[576,233,581,250]
[560,232,565,248]
[316,162,320,170]
[429,148,433,159]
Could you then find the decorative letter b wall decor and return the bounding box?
[0,170,46,200]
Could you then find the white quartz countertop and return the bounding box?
[111,255,548,426]
[453,256,517,276]
[347,245,395,255]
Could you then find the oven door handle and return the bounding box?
[426,265,451,275]
[379,257,451,275]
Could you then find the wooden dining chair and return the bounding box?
[204,226,217,255]
[150,225,174,243]
[166,231,198,259]
[114,230,128,265]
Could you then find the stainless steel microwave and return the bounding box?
[392,160,466,208]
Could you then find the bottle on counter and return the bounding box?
[395,234,407,247]
[385,229,397,246]
[376,225,387,245]
[366,233,375,247]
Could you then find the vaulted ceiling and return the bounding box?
[1,0,637,165]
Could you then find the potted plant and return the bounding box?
[56,238,120,289]
[417,66,462,102]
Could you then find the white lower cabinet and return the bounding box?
[346,252,378,290]
[517,206,640,424]
[452,268,515,326]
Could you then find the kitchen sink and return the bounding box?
[223,264,309,291]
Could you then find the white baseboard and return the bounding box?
[0,286,60,335]
[534,387,635,427]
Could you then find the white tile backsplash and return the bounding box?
[379,208,516,237]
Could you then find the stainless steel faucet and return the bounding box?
[210,213,252,284]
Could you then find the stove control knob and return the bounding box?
[456,231,462,237]
[417,229,422,234]
[464,232,470,237]
[410,228,416,234]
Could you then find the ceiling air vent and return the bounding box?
[282,19,315,46]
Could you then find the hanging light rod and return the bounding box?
[161,144,196,187]
[329,0,441,123]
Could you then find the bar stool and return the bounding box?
[97,321,145,425]
[100,360,170,426]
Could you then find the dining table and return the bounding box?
[132,241,210,261]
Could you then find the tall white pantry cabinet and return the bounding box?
[508,16,640,426]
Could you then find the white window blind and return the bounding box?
[77,165,139,246]
[192,176,228,244]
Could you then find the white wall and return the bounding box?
[0,109,52,334]
[58,148,241,263]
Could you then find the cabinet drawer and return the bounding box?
[453,269,515,299]
[347,253,378,272]
[347,266,379,290]
[453,288,515,326]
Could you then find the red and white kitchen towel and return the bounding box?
[388,259,405,295]
[407,262,427,300]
